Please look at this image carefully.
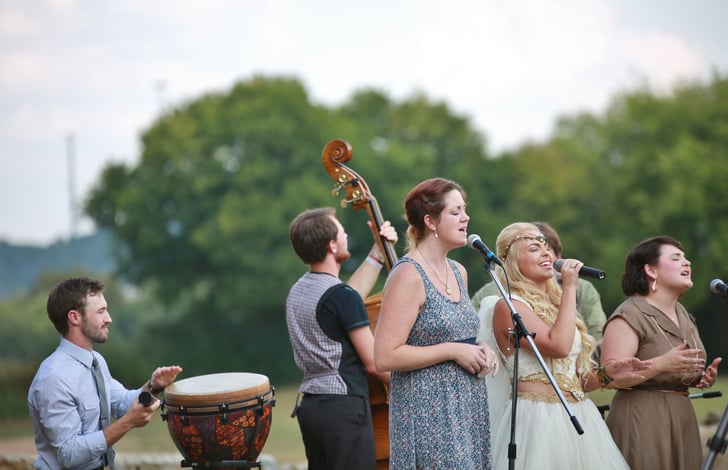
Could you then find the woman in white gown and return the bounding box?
[477,222,645,470]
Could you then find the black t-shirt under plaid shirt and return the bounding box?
[286,271,370,398]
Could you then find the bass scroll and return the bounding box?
[322,139,396,469]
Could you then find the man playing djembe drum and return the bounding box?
[286,208,395,469]
[28,277,183,469]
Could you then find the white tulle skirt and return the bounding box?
[489,394,630,470]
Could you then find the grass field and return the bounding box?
[3,379,728,466]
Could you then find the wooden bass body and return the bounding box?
[364,292,389,469]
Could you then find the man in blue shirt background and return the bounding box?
[28,277,183,469]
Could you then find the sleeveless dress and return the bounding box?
[478,295,629,470]
[389,257,492,469]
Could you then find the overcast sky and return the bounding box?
[1,0,726,246]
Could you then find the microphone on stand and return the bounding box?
[710,279,728,297]
[553,259,606,280]
[467,234,503,267]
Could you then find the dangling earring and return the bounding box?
[652,278,658,292]
[434,229,438,239]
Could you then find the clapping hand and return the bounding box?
[695,357,722,389]
[603,356,653,384]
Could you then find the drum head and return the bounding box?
[164,372,270,407]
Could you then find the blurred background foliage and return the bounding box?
[2,73,728,418]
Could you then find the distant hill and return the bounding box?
[0,231,116,299]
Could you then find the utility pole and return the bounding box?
[66,133,77,241]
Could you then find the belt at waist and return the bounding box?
[630,385,689,396]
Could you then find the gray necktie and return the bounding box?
[92,356,115,469]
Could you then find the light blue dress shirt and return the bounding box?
[27,338,141,469]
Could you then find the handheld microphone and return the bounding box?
[467,234,503,267]
[710,279,728,297]
[138,391,154,407]
[553,259,606,280]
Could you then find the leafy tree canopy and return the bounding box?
[77,73,728,383]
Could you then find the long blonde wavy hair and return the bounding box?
[494,222,596,376]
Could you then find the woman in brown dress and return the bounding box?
[601,235,722,470]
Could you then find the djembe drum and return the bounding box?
[162,372,275,467]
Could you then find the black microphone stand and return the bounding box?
[479,258,584,470]
[702,290,728,469]
[701,399,728,470]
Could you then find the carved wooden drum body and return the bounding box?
[162,372,275,465]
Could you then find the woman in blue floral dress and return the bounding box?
[374,178,497,469]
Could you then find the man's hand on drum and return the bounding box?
[148,365,184,395]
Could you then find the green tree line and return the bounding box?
[2,74,727,417]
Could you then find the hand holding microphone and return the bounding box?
[553,259,606,280]
[138,391,154,407]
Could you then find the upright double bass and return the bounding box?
[322,139,396,469]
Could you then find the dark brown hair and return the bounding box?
[289,207,338,264]
[621,235,685,296]
[47,277,106,335]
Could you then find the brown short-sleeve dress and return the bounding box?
[605,296,705,470]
